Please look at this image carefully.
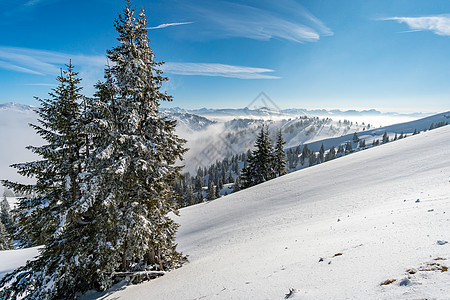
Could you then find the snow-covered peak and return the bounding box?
[0,102,35,112]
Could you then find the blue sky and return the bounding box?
[0,0,449,112]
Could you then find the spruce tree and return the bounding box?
[345,141,353,153]
[215,181,221,198]
[0,196,14,235]
[273,129,287,177]
[318,143,325,163]
[325,146,336,161]
[382,131,389,143]
[308,152,316,167]
[0,221,12,250]
[227,171,235,184]
[0,63,96,298]
[207,181,216,200]
[232,175,241,192]
[185,185,194,207]
[241,126,274,188]
[2,62,85,247]
[217,178,224,192]
[358,139,366,148]
[301,144,309,165]
[86,1,187,276]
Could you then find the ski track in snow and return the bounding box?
[83,125,450,299]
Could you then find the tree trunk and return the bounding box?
[147,247,156,266]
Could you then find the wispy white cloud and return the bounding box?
[0,46,106,76]
[184,0,332,43]
[148,21,193,30]
[383,15,450,36]
[0,47,278,84]
[162,62,280,79]
[0,47,107,96]
[0,60,44,75]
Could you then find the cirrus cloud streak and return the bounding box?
[383,15,450,36]
[148,21,193,30]
[0,47,279,82]
[162,62,280,79]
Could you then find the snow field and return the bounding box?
[1,121,448,299]
[93,122,450,299]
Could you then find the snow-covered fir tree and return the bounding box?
[325,146,336,161]
[0,221,12,250]
[382,131,389,143]
[318,143,325,163]
[0,63,94,298]
[0,196,14,235]
[85,0,187,278]
[241,126,275,188]
[207,181,216,200]
[345,141,353,153]
[3,62,86,247]
[358,139,366,148]
[273,129,287,177]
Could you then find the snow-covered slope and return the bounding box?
[92,125,450,299]
[303,111,450,152]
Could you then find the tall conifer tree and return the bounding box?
[273,129,287,177]
[87,1,187,274]
[2,62,85,247]
[0,63,96,299]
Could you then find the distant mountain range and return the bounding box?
[0,102,445,178]
[161,106,432,119]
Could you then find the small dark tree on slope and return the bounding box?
[318,143,325,163]
[345,141,353,153]
[0,196,14,235]
[241,126,274,188]
[273,129,287,177]
[207,181,216,200]
[0,221,12,250]
[358,139,366,148]
[382,131,389,143]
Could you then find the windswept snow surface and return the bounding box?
[95,125,450,300]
